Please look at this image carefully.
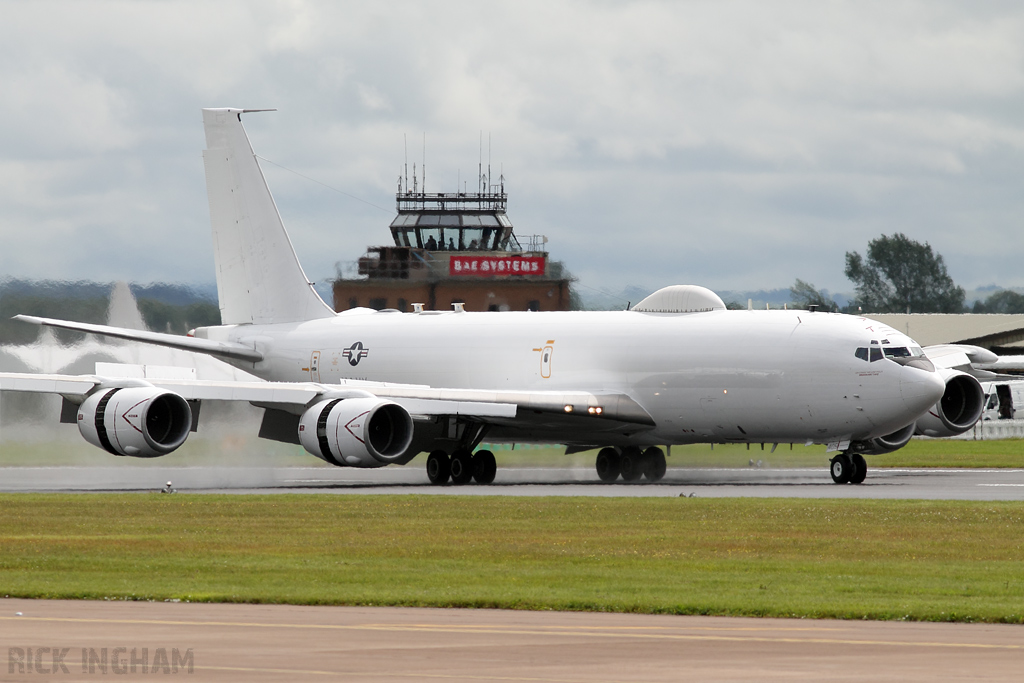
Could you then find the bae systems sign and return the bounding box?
[449,256,545,276]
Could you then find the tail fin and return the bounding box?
[201,108,335,325]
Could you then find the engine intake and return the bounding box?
[298,397,414,467]
[78,387,192,457]
[915,370,984,438]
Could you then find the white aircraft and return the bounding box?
[0,109,992,485]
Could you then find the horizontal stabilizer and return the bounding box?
[13,315,263,363]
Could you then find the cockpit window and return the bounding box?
[855,347,869,361]
[870,347,883,362]
[883,347,911,359]
[910,346,924,357]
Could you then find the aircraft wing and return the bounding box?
[5,316,654,425]
[975,356,1024,373]
[0,372,654,426]
[924,344,1020,381]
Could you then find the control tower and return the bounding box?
[332,172,573,312]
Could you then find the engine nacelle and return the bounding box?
[915,370,985,438]
[853,422,916,455]
[78,387,192,457]
[298,397,414,468]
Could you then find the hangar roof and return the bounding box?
[864,314,1024,349]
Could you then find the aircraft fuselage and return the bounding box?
[197,307,945,447]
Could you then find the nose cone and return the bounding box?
[900,365,945,416]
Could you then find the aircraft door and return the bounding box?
[310,351,321,382]
[533,340,555,379]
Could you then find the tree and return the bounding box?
[844,233,965,313]
[972,290,1024,314]
[789,279,837,311]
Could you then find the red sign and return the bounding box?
[449,256,546,277]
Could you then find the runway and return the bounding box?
[2,598,1022,682]
[4,465,1024,499]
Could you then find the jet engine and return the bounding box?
[298,397,414,467]
[914,369,985,438]
[853,422,916,455]
[78,387,193,457]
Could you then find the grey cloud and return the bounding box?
[1,0,1023,297]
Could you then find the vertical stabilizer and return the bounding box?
[201,108,335,325]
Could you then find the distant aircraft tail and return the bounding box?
[201,108,335,325]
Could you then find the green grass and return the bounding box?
[870,438,1024,468]
[2,494,1024,623]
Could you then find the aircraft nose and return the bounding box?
[900,365,945,415]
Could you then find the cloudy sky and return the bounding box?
[2,1,1023,302]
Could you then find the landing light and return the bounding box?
[587,406,604,415]
[564,405,574,413]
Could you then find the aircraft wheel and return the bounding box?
[619,447,644,482]
[426,450,451,485]
[849,454,867,484]
[473,449,497,484]
[450,448,475,485]
[643,447,667,482]
[829,453,852,484]
[595,448,620,482]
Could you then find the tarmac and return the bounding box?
[4,465,1024,500]
[2,599,1022,682]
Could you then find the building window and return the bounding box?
[369,298,387,310]
[528,300,540,311]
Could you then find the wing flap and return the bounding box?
[391,398,517,419]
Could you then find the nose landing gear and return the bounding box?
[829,452,867,484]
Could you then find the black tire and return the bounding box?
[473,449,497,484]
[450,449,475,485]
[595,447,620,482]
[849,454,867,484]
[426,450,450,485]
[619,447,644,482]
[643,447,667,482]
[830,453,852,484]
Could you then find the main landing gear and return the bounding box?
[426,448,497,485]
[829,452,867,485]
[595,446,667,483]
